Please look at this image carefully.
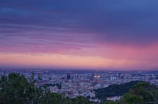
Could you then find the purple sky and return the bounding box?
[0,0,158,70]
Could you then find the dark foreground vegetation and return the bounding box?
[0,73,158,104]
[104,82,158,104]
[0,73,90,104]
[94,81,143,100]
[43,84,62,89]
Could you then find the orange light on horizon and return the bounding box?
[0,53,158,70]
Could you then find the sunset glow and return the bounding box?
[0,0,158,70]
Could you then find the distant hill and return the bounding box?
[94,81,144,101]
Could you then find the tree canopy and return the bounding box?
[104,82,158,104]
[0,73,91,104]
[94,81,143,101]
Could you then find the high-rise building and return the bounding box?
[67,73,70,79]
[90,73,94,80]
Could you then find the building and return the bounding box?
[67,73,70,79]
[107,96,121,101]
[90,74,94,80]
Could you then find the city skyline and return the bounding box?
[0,0,158,70]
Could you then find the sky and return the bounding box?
[0,0,158,70]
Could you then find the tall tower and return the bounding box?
[67,73,70,80]
[90,73,94,80]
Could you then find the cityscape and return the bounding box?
[0,68,158,103]
[1,0,158,103]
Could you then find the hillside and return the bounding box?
[94,81,143,100]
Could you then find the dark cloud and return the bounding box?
[0,0,158,53]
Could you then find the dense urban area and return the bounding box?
[0,69,158,104]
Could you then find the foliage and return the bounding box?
[94,81,143,100]
[121,82,158,104]
[104,101,116,104]
[0,73,91,104]
[104,82,158,104]
[43,84,62,89]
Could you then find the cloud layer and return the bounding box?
[0,0,158,70]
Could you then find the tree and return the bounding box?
[94,81,143,101]
[118,82,158,104]
[104,82,158,104]
[73,96,90,104]
[104,101,116,104]
[0,73,60,104]
[0,73,91,104]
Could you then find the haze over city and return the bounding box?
[1,0,158,71]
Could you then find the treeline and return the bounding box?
[0,73,90,104]
[104,82,158,104]
[94,81,143,101]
